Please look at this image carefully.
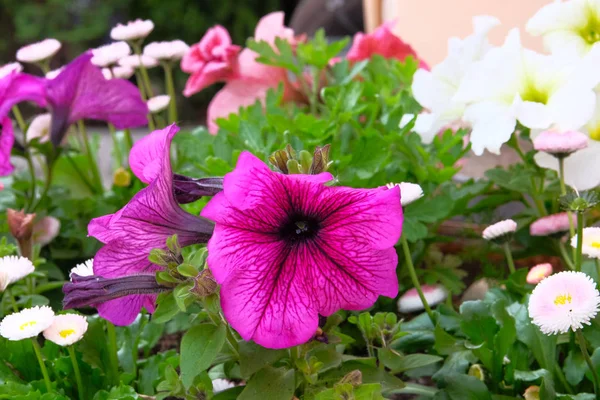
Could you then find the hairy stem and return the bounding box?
[401,236,435,324]
[68,346,85,400]
[503,243,516,275]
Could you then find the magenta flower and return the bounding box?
[83,125,214,325]
[47,52,147,146]
[0,119,14,176]
[201,152,403,349]
[0,71,46,120]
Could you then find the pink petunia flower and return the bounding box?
[201,151,403,348]
[347,21,428,69]
[530,213,573,237]
[526,263,553,284]
[0,70,47,121]
[0,119,14,176]
[181,26,241,97]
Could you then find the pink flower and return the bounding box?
[398,284,447,313]
[181,26,241,97]
[32,216,61,246]
[0,70,46,121]
[533,130,588,156]
[0,118,14,176]
[206,12,305,134]
[201,152,403,348]
[347,22,428,69]
[526,263,553,284]
[530,213,573,236]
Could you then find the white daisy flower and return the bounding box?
[102,65,135,80]
[482,219,518,243]
[571,227,600,258]
[0,256,35,291]
[143,40,190,61]
[91,41,131,67]
[386,182,424,206]
[43,314,88,346]
[69,259,94,281]
[0,306,55,341]
[529,271,600,335]
[110,19,154,41]
[212,378,236,393]
[118,54,159,69]
[0,63,23,79]
[26,114,51,143]
[16,39,61,63]
[398,284,448,313]
[147,95,171,113]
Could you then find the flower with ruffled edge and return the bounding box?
[43,314,88,346]
[201,151,403,348]
[571,227,600,259]
[0,306,55,341]
[529,271,600,334]
[0,256,34,291]
[110,19,154,41]
[530,213,573,237]
[397,284,447,313]
[482,219,517,244]
[526,263,553,285]
[533,130,588,158]
[16,39,61,63]
[386,182,423,206]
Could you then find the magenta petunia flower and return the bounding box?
[47,52,148,146]
[0,118,14,176]
[201,152,403,349]
[0,71,46,121]
[82,125,214,325]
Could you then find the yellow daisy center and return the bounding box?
[19,321,37,330]
[591,241,600,249]
[59,329,75,338]
[554,293,573,306]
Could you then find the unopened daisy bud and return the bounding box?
[560,189,599,213]
[147,95,171,113]
[526,263,553,284]
[0,256,35,291]
[529,271,600,335]
[0,62,23,79]
[69,259,94,281]
[32,216,60,246]
[110,19,154,42]
[533,130,588,158]
[0,306,55,341]
[212,379,236,394]
[43,314,88,346]
[482,219,517,244]
[113,167,132,187]
[91,41,131,67]
[398,284,447,313]
[339,370,362,386]
[26,114,51,143]
[118,54,159,69]
[45,67,63,79]
[524,386,540,400]
[7,209,35,259]
[468,364,485,381]
[143,40,190,61]
[571,227,600,259]
[530,213,573,237]
[16,39,61,64]
[191,269,218,298]
[386,182,424,206]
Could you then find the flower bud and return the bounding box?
[339,370,362,387]
[269,144,332,175]
[190,269,218,298]
[468,364,485,381]
[7,209,35,260]
[524,385,540,400]
[113,167,132,187]
[560,189,599,214]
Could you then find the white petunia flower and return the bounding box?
[406,15,500,143]
[69,259,94,281]
[398,284,448,313]
[111,19,154,41]
[0,256,35,291]
[212,378,236,393]
[91,42,131,67]
[0,63,23,79]
[386,182,424,206]
[527,0,600,57]
[16,39,61,63]
[147,95,171,113]
[529,271,600,334]
[454,29,600,155]
[571,227,600,258]
[0,306,55,341]
[43,314,88,346]
[143,40,190,61]
[26,114,51,143]
[118,54,159,69]
[482,219,517,243]
[45,67,63,79]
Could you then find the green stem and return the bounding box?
[11,106,27,133]
[77,121,103,194]
[576,329,600,400]
[310,67,320,115]
[503,243,516,275]
[30,162,53,212]
[65,154,96,194]
[559,157,576,252]
[401,236,435,324]
[575,212,584,272]
[134,70,147,100]
[124,129,134,153]
[31,339,52,393]
[555,364,574,394]
[108,123,123,168]
[132,43,154,98]
[106,321,120,386]
[12,106,37,211]
[68,346,85,400]
[5,289,18,312]
[558,242,576,270]
[162,63,178,124]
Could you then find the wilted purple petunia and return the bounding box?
[201,152,403,349]
[79,124,214,325]
[0,71,46,121]
[47,52,148,146]
[0,118,15,176]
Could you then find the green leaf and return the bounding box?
[514,369,555,400]
[432,351,477,383]
[180,324,226,388]
[379,349,442,373]
[564,350,587,386]
[239,341,287,379]
[151,293,180,324]
[440,373,492,400]
[459,301,498,345]
[92,384,139,400]
[238,367,295,400]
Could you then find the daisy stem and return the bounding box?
[132,43,154,98]
[596,260,600,286]
[558,242,576,270]
[12,106,37,211]
[559,157,577,255]
[106,321,120,386]
[107,123,123,168]
[31,338,52,393]
[162,63,178,124]
[67,345,85,400]
[134,70,147,100]
[503,243,516,275]
[401,237,435,324]
[575,212,584,272]
[576,329,600,399]
[77,121,103,194]
[6,289,18,312]
[555,364,574,394]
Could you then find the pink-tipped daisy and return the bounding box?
[147,95,171,113]
[0,256,35,291]
[397,284,447,313]
[530,213,573,237]
[110,19,154,41]
[482,219,517,244]
[533,130,588,158]
[26,114,51,143]
[386,182,424,206]
[118,54,159,69]
[143,40,190,61]
[0,63,23,79]
[102,65,135,80]
[91,42,131,67]
[16,39,61,63]
[43,314,88,346]
[529,271,600,335]
[0,306,55,341]
[571,227,600,259]
[526,263,553,285]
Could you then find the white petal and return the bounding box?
[526,0,588,35]
[412,69,438,109]
[514,95,553,129]
[465,101,516,155]
[547,86,596,130]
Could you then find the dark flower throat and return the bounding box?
[279,213,321,242]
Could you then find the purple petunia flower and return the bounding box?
[47,52,148,146]
[80,124,214,325]
[0,71,46,121]
[0,118,15,176]
[201,152,403,349]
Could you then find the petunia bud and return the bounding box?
[339,370,362,387]
[113,167,132,187]
[7,209,35,260]
[269,144,332,175]
[309,144,331,174]
[190,269,218,298]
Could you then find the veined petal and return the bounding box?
[97,295,156,326]
[129,125,176,184]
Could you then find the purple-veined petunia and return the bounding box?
[201,151,403,349]
[0,71,46,121]
[0,118,15,176]
[77,124,214,325]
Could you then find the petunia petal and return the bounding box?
[0,118,14,176]
[129,125,175,184]
[0,72,47,121]
[97,294,157,326]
